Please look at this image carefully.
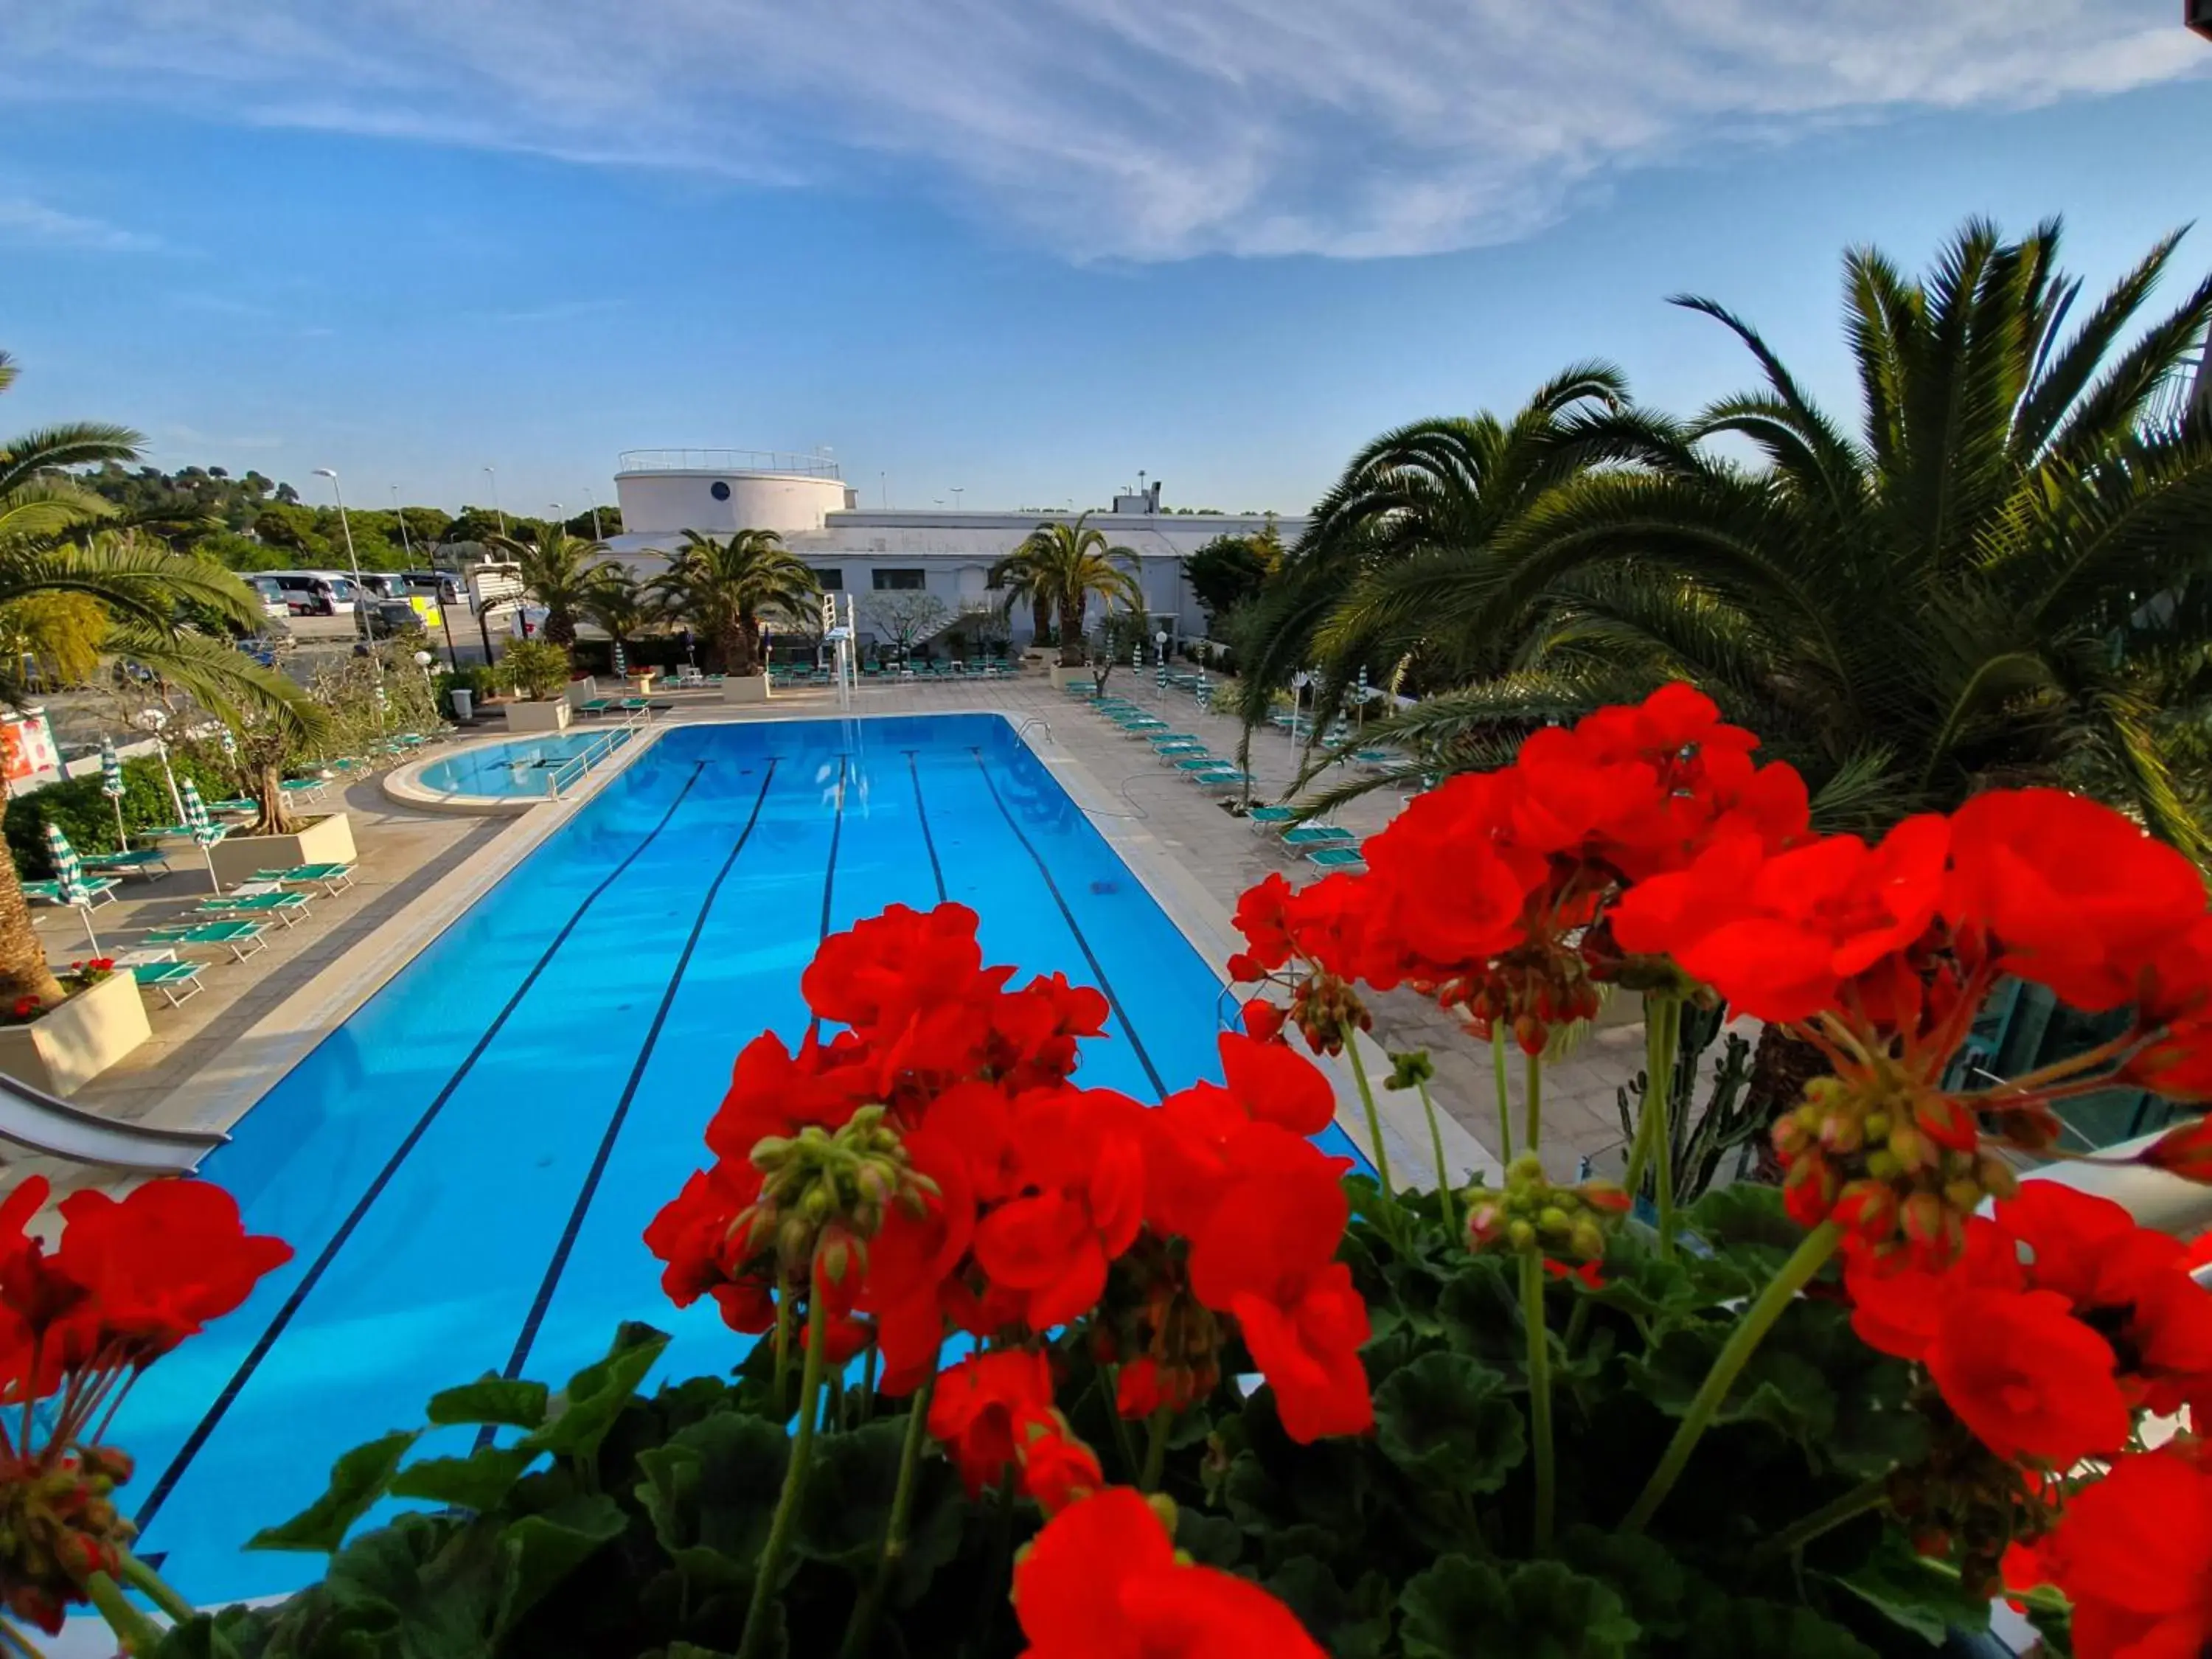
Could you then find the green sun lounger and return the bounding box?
[1305,844,1369,872]
[1147,734,1202,746]
[1191,770,1251,789]
[142,920,269,962]
[1280,824,1354,847]
[1245,807,1297,828]
[24,877,119,907]
[253,862,356,894]
[578,698,617,714]
[131,960,204,1006]
[197,891,310,926]
[81,848,173,879]
[1172,756,1227,772]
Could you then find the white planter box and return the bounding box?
[723,674,771,704]
[1048,664,1093,692]
[0,970,152,1097]
[206,812,357,886]
[502,700,573,734]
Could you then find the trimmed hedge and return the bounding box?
[5,751,234,877]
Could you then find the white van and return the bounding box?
[263,571,359,616]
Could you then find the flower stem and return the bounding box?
[83,1571,163,1655]
[841,1370,937,1659]
[771,1284,796,1414]
[1652,997,1680,1260]
[1342,1025,1395,1200]
[1753,1474,1891,1562]
[742,1291,830,1659]
[0,1617,49,1658]
[118,1551,197,1626]
[1517,1251,1557,1551]
[1490,1027,1514,1161]
[1415,1077,1458,1237]
[1138,1406,1173,1495]
[1623,994,1669,1204]
[1523,1048,1543,1152]
[1622,1220,1843,1534]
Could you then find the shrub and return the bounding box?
[494,639,571,700]
[4,751,232,876]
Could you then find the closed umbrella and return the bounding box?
[613,640,627,681]
[44,822,99,954]
[179,778,223,893]
[98,737,126,848]
[1156,650,1168,695]
[1195,668,1211,714]
[1355,664,1369,732]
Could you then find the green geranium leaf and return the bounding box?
[1175,1508,1245,1570]
[1401,1555,1639,1659]
[1381,1257,1451,1341]
[494,1492,628,1636]
[1826,1534,1992,1645]
[635,1411,790,1585]
[1627,1323,1836,1444]
[425,1376,550,1432]
[794,1416,966,1601]
[315,1512,496,1649]
[1265,1557,1393,1659]
[146,1618,247,1659]
[1559,1524,1690,1640]
[1374,1352,1526,1492]
[1680,1590,1880,1659]
[522,1324,671,1460]
[388,1445,541,1514]
[246,1429,421,1553]
[1436,1256,1526,1377]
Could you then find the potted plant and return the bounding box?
[22,687,2212,1659]
[0,956,151,1096]
[650,529,819,704]
[493,639,575,731]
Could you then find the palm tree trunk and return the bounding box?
[251,759,296,838]
[1057,598,1085,667]
[1031,596,1051,650]
[0,864,66,1008]
[733,614,762,677]
[544,610,577,649]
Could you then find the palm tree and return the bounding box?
[486,527,610,648]
[1229,364,1643,758]
[580,565,659,653]
[650,529,818,675]
[995,515,1141,667]
[1305,220,2212,859]
[989,541,1057,651]
[0,352,319,1004]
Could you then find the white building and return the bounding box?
[606,449,1303,653]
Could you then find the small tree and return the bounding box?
[1091,607,1152,697]
[865,591,950,661]
[959,601,1010,656]
[495,639,572,700]
[1186,524,1281,625]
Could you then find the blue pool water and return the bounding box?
[414,730,632,796]
[115,712,1358,1603]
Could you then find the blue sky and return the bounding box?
[3,1,2208,518]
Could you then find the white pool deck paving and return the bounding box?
[2,671,1669,1201]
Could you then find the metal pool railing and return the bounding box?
[545,706,650,800]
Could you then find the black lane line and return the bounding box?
[905,751,949,902]
[135,761,709,1531]
[493,759,780,1392]
[967,748,1167,1101]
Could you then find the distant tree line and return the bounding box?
[76,464,621,572]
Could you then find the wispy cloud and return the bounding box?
[0,195,161,252]
[5,2,2205,259]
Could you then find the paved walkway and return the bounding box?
[8,669,1661,1197]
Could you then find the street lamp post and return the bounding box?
[587,490,604,540]
[391,484,413,564]
[549,503,562,539]
[313,467,369,643]
[484,466,506,537]
[951,487,964,512]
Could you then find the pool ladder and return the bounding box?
[1014,716,1054,745]
[546,704,652,799]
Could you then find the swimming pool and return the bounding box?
[414,729,633,797]
[116,712,1359,1603]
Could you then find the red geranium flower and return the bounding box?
[927,1348,1057,1498]
[970,1088,1146,1329]
[1216,1031,1334,1137]
[1012,1487,1326,1658]
[1924,1287,2131,1467]
[2002,1443,2212,1659]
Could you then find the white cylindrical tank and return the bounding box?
[613,451,852,537]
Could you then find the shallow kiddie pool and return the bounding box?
[412,730,636,799]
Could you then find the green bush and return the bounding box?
[494,639,572,700]
[5,751,232,877]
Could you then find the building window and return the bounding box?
[872,568,926,591]
[810,568,844,591]
[710,480,731,501]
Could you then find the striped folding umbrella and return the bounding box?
[98,737,126,847]
[1195,668,1211,713]
[179,778,223,892]
[44,821,99,953]
[1155,650,1168,693]
[613,640,627,680]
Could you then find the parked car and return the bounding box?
[368,600,427,639]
